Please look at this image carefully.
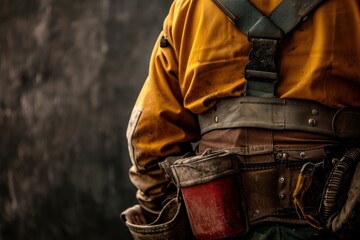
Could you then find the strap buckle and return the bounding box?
[244,38,279,97]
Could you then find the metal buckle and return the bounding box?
[244,38,279,97]
[245,38,279,80]
[300,161,322,178]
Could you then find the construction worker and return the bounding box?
[122,0,360,239]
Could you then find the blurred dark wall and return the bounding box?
[0,0,172,239]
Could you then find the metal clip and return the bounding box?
[300,162,316,177]
[300,161,323,177]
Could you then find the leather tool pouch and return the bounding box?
[124,198,195,240]
[160,149,249,239]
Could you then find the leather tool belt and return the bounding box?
[233,147,328,225]
[199,97,360,140]
[196,96,360,226]
[197,142,334,226]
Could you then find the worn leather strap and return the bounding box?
[198,97,360,139]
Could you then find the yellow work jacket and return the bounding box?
[127,0,360,213]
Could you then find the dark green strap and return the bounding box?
[212,0,326,97]
[213,0,326,37]
[212,0,277,37]
[270,0,326,35]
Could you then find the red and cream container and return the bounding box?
[169,150,248,239]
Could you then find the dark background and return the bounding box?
[0,0,172,239]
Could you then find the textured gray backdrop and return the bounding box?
[0,0,172,239]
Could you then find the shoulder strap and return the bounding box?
[212,0,327,97]
[213,0,325,36]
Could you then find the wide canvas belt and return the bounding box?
[198,97,360,139]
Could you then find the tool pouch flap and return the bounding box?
[169,149,239,188]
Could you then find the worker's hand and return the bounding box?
[121,205,147,225]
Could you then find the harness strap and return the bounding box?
[212,0,281,37]
[212,0,326,36]
[212,0,327,97]
[269,0,326,34]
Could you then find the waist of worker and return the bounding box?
[195,127,344,225]
[194,146,339,226]
[198,96,360,140]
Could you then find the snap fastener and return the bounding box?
[160,36,169,48]
[279,193,286,199]
[311,109,319,115]
[279,177,285,184]
[214,115,219,123]
[255,209,260,214]
[300,152,306,158]
[332,158,339,165]
[276,152,288,160]
[308,118,317,127]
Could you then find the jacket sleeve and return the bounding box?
[126,0,200,214]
